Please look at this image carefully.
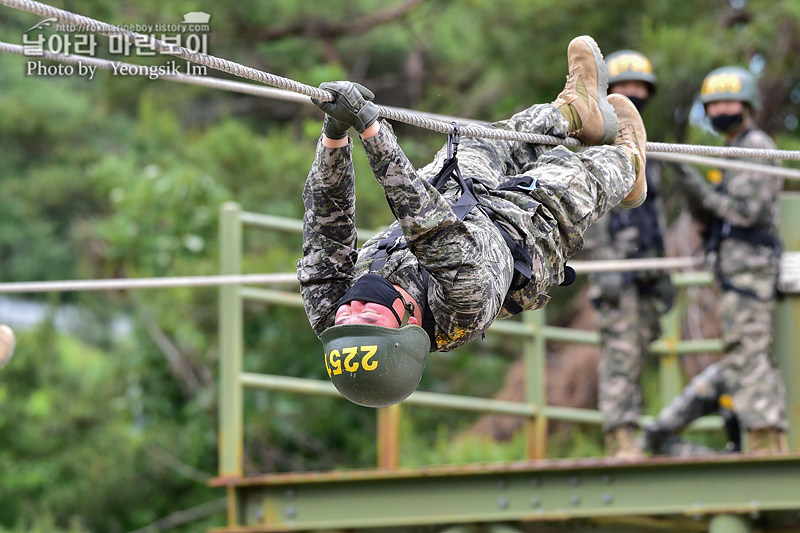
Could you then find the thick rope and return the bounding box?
[4,40,799,177]
[0,0,570,146]
[647,141,800,161]
[0,260,700,293]
[649,152,800,180]
[8,40,796,180]
[4,0,800,160]
[0,274,299,293]
[0,41,487,128]
[0,256,798,293]
[5,42,799,174]
[0,0,329,97]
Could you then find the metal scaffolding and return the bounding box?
[214,194,800,533]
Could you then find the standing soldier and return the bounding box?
[584,50,672,459]
[643,66,788,454]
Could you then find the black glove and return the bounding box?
[322,115,350,140]
[311,81,379,134]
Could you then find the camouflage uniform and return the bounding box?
[298,104,635,352]
[583,160,672,432]
[651,126,787,435]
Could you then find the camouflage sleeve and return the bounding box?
[359,123,505,326]
[296,137,359,337]
[695,131,781,228]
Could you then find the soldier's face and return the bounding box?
[335,299,405,328]
[610,80,650,99]
[705,100,744,118]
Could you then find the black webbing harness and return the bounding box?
[367,124,572,348]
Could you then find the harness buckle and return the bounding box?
[516,177,538,192]
[447,121,460,160]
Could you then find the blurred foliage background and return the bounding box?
[0,0,799,531]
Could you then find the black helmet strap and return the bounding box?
[336,273,413,327]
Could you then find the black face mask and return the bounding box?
[336,274,410,326]
[710,113,744,133]
[625,96,648,112]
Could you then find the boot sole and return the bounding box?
[576,36,617,145]
[621,190,647,209]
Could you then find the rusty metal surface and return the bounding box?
[210,452,800,488]
[207,452,800,532]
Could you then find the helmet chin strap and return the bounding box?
[398,294,415,327]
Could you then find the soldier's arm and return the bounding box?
[360,122,506,340]
[297,137,359,336]
[701,171,776,228]
[693,133,780,228]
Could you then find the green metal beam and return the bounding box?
[708,514,753,533]
[219,202,244,478]
[523,310,547,459]
[774,193,800,452]
[240,373,724,431]
[237,210,380,242]
[210,455,800,532]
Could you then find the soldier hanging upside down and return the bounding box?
[297,36,648,408]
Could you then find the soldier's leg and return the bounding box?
[597,286,644,433]
[601,288,664,453]
[522,143,635,260]
[638,289,664,348]
[521,95,643,262]
[450,34,617,188]
[642,362,725,453]
[718,284,788,452]
[637,291,730,457]
[452,104,570,191]
[597,286,647,458]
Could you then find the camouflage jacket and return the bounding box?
[684,127,783,298]
[298,115,574,352]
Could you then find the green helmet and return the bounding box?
[606,50,657,92]
[700,66,759,109]
[321,323,429,408]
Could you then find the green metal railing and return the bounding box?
[216,194,800,532]
[218,201,786,478]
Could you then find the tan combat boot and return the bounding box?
[608,94,647,208]
[605,426,646,460]
[0,324,14,371]
[551,35,618,145]
[747,429,789,454]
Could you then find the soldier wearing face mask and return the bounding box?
[642,66,789,456]
[582,50,672,459]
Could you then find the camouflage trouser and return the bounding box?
[652,285,788,433]
[596,283,662,432]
